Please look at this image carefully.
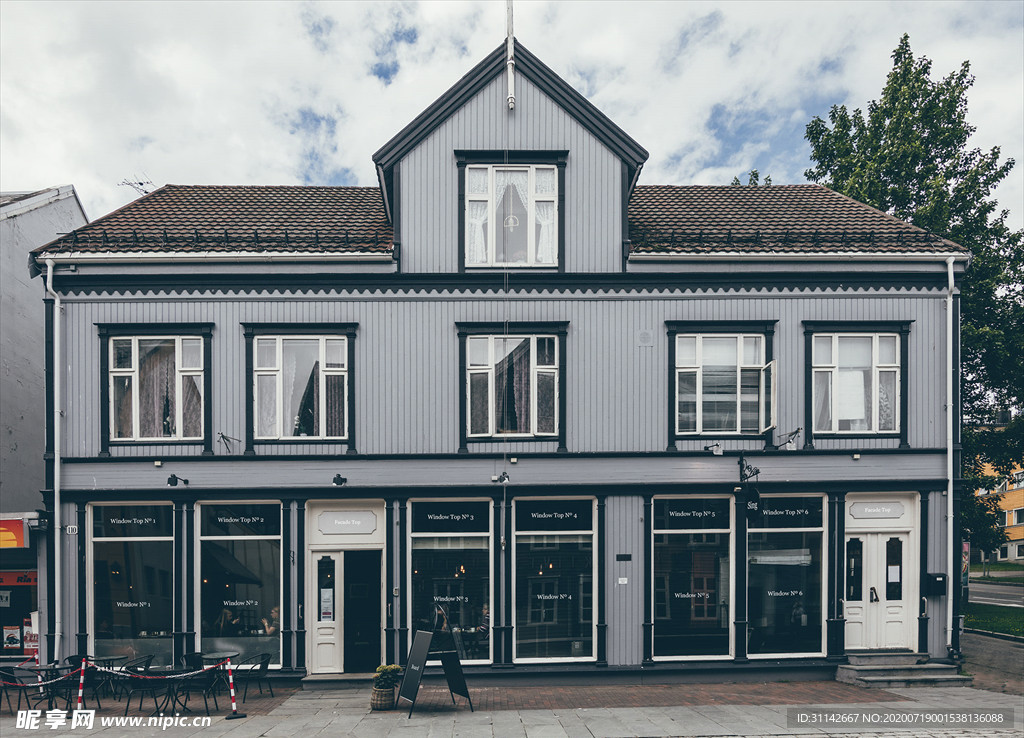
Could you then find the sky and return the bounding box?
[2,0,1022,231]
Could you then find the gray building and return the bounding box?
[1,185,87,661]
[29,42,967,681]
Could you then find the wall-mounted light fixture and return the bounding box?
[333,474,347,487]
[492,471,509,484]
[703,443,723,456]
[167,474,189,487]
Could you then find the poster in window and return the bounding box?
[320,589,334,621]
[3,625,21,649]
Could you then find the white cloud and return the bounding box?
[1,0,1021,231]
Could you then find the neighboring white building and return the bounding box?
[0,185,87,662]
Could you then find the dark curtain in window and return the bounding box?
[495,339,531,433]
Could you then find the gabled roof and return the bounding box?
[31,184,392,263]
[628,184,967,256]
[373,39,648,170]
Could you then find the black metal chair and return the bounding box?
[180,652,204,670]
[0,667,46,714]
[236,652,274,702]
[62,655,102,709]
[177,663,219,715]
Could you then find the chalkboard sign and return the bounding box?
[397,630,474,718]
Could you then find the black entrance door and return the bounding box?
[344,550,381,672]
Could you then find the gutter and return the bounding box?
[628,252,971,262]
[34,250,394,266]
[44,259,62,662]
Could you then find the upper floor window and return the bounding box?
[466,165,557,267]
[803,321,911,448]
[666,321,777,447]
[457,322,568,451]
[243,323,357,452]
[674,334,775,435]
[109,337,204,440]
[457,151,567,272]
[98,324,214,454]
[811,333,899,433]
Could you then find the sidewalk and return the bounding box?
[3,679,1020,737]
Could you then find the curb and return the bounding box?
[969,578,1024,587]
[963,628,1024,643]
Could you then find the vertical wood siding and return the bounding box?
[400,75,622,273]
[604,495,644,666]
[58,289,949,459]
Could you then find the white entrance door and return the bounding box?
[844,532,913,649]
[311,552,343,673]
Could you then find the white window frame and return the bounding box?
[253,335,348,440]
[812,333,900,434]
[512,497,597,664]
[108,336,204,441]
[674,334,775,435]
[651,496,735,662]
[407,498,494,666]
[465,164,558,267]
[746,493,828,659]
[194,501,283,665]
[467,335,558,438]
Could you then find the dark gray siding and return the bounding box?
[399,75,623,273]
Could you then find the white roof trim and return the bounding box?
[629,251,969,263]
[34,250,394,265]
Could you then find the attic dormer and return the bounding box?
[372,39,648,274]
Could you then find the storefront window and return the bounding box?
[91,504,174,666]
[514,498,595,661]
[653,497,731,658]
[410,500,491,662]
[746,496,825,656]
[199,504,281,665]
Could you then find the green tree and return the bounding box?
[804,34,1023,549]
[731,169,771,186]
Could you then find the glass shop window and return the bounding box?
[513,498,595,661]
[652,497,732,658]
[199,504,281,665]
[91,504,174,667]
[746,496,825,657]
[409,500,492,662]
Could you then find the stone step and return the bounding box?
[852,674,973,689]
[837,663,960,680]
[301,673,374,690]
[845,651,928,666]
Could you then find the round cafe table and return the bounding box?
[201,651,240,693]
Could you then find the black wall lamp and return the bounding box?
[333,475,347,487]
[167,474,189,487]
[492,471,509,484]
[703,443,723,456]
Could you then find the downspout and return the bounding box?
[945,256,954,654]
[44,259,63,661]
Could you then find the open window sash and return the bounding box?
[759,359,777,434]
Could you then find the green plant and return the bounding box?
[373,664,402,690]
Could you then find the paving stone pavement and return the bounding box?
[1,683,1021,737]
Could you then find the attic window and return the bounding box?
[457,150,567,271]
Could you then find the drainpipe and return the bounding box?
[45,259,63,661]
[945,256,955,654]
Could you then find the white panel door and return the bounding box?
[844,532,912,650]
[311,552,343,673]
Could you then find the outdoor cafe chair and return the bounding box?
[236,652,274,702]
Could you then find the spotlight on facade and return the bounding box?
[703,443,723,456]
[492,471,510,484]
[166,474,189,487]
[333,475,347,487]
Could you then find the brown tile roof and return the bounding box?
[33,184,393,255]
[628,184,967,255]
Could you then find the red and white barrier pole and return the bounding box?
[35,650,42,694]
[224,658,246,720]
[76,658,87,710]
